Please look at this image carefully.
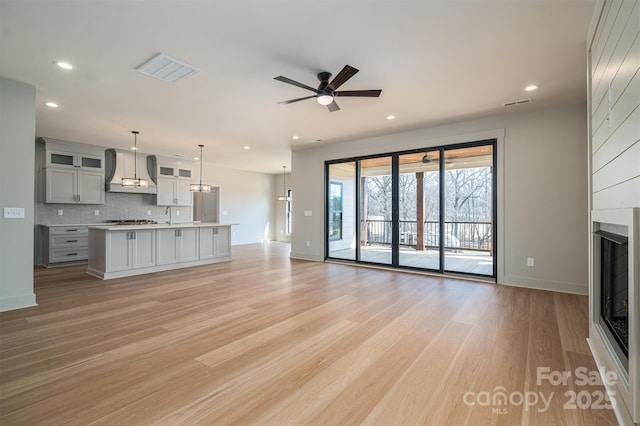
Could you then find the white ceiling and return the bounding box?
[0,0,595,174]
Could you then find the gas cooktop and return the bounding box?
[107,219,158,225]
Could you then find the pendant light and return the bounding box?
[121,131,149,188]
[277,165,290,201]
[190,144,212,192]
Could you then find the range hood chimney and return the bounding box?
[105,149,157,193]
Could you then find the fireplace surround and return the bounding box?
[590,208,639,425]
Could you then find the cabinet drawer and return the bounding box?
[50,234,88,248]
[49,247,88,263]
[50,226,88,235]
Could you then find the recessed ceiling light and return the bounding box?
[292,135,299,140]
[525,85,538,91]
[244,146,250,150]
[193,157,199,160]
[131,147,138,151]
[44,102,59,108]
[56,61,74,70]
[387,115,396,120]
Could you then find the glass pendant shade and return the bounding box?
[122,130,148,188]
[191,144,211,192]
[190,183,211,192]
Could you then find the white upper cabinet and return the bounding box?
[149,156,193,206]
[44,142,105,204]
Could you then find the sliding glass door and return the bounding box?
[325,140,496,280]
[443,145,494,275]
[398,151,440,270]
[359,156,393,265]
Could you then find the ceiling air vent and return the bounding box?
[503,98,532,107]
[136,53,199,84]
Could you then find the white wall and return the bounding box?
[203,165,274,245]
[292,103,590,294]
[271,171,291,243]
[0,78,37,311]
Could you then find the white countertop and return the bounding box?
[87,222,236,231]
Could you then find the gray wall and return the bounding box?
[0,78,37,311]
[291,103,590,294]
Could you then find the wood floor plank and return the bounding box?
[0,242,617,425]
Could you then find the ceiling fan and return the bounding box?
[274,65,381,112]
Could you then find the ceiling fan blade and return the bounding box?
[327,100,340,112]
[277,95,316,104]
[327,65,359,91]
[334,89,382,97]
[274,76,318,93]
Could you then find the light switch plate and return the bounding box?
[94,210,100,216]
[57,209,63,216]
[304,210,312,217]
[3,207,25,219]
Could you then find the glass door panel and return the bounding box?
[327,162,356,260]
[443,145,494,276]
[398,151,440,270]
[359,157,393,265]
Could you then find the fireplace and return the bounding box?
[590,209,639,425]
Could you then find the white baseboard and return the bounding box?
[0,293,37,312]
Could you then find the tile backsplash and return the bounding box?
[36,192,193,225]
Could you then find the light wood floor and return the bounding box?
[0,242,616,425]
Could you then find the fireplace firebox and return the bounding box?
[597,230,629,371]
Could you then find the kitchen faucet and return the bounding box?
[165,206,172,224]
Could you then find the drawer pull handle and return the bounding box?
[66,229,78,232]
[66,240,78,243]
[66,253,78,256]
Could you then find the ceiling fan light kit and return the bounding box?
[274,64,382,112]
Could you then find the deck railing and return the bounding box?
[361,219,492,251]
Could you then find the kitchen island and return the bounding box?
[87,222,233,279]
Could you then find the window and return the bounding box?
[329,182,343,241]
[286,190,292,234]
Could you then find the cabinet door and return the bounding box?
[215,227,231,258]
[46,168,77,203]
[77,170,105,204]
[107,231,132,272]
[199,227,215,260]
[156,229,179,265]
[180,228,199,262]
[79,154,104,171]
[156,177,176,206]
[132,230,156,269]
[47,150,77,169]
[175,180,192,206]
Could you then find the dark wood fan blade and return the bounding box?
[327,100,340,112]
[278,95,316,104]
[274,76,318,93]
[334,89,382,97]
[327,65,359,91]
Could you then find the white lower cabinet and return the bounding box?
[106,230,156,272]
[157,228,199,265]
[199,226,231,260]
[89,225,232,280]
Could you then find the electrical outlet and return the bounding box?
[527,257,535,267]
[176,211,180,216]
[147,210,152,216]
[94,210,100,216]
[57,209,63,216]
[306,241,310,247]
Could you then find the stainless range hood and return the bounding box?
[105,149,157,193]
